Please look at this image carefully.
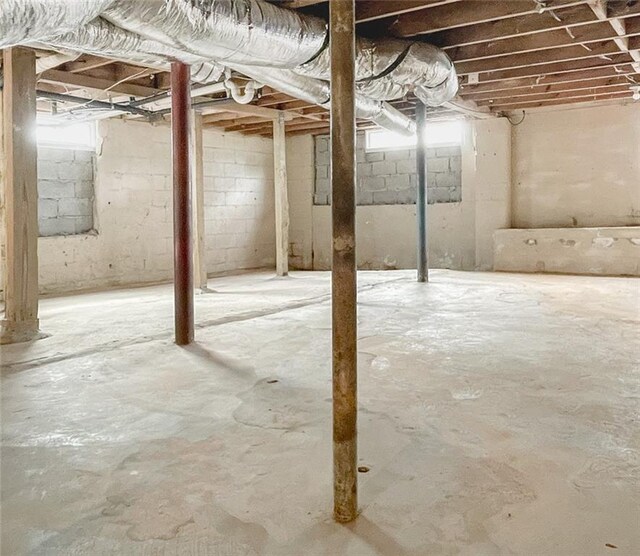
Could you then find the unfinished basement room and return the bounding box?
[1,0,639,554]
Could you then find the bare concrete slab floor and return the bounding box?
[1,270,639,555]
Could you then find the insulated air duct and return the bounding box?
[0,0,459,134]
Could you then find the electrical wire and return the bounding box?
[507,111,526,126]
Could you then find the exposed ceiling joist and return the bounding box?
[384,0,587,38]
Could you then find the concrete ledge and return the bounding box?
[494,227,640,276]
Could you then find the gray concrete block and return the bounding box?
[316,136,329,153]
[371,161,396,175]
[373,190,401,204]
[315,149,330,166]
[37,160,59,180]
[58,198,92,217]
[357,191,374,205]
[395,189,416,204]
[314,192,329,205]
[75,180,94,198]
[38,199,58,219]
[449,156,462,174]
[396,159,415,175]
[385,174,410,191]
[39,179,75,199]
[428,187,452,204]
[365,151,384,162]
[436,146,461,158]
[74,150,94,163]
[428,157,449,173]
[74,216,93,233]
[316,178,330,195]
[58,161,93,181]
[357,163,372,177]
[316,165,328,180]
[436,172,462,189]
[384,149,410,161]
[40,217,77,236]
[362,176,385,192]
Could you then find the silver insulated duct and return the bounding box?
[0,0,458,134]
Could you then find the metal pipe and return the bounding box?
[171,61,194,346]
[330,0,358,524]
[416,102,429,282]
[34,90,154,117]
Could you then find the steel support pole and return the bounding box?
[171,62,194,345]
[416,103,429,283]
[330,0,358,523]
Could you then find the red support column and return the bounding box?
[171,62,194,345]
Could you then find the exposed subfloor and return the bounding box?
[1,270,639,555]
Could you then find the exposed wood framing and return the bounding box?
[190,111,208,291]
[273,113,290,277]
[1,48,41,344]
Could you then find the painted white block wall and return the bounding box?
[286,118,512,271]
[512,102,640,228]
[2,118,275,295]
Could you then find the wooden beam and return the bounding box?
[447,20,629,62]
[64,55,115,74]
[488,88,633,109]
[387,0,587,38]
[590,0,640,71]
[1,48,41,344]
[201,100,293,122]
[273,113,290,277]
[462,74,638,100]
[466,52,635,83]
[428,5,640,49]
[476,82,632,105]
[460,65,637,93]
[190,111,208,291]
[455,40,636,75]
[330,0,358,525]
[39,68,159,97]
[355,0,459,23]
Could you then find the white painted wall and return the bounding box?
[286,118,512,271]
[512,102,640,228]
[1,118,275,296]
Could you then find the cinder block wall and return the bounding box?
[28,118,275,295]
[313,132,462,205]
[37,147,94,236]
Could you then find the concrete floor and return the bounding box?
[1,270,639,555]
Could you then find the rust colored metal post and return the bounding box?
[171,62,194,345]
[416,102,429,282]
[330,0,358,523]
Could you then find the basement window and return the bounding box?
[37,116,97,151]
[365,120,462,152]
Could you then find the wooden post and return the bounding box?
[0,48,41,345]
[171,62,194,345]
[273,112,289,276]
[416,102,429,282]
[330,0,358,523]
[190,110,208,291]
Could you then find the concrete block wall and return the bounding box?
[28,118,275,294]
[286,119,512,271]
[37,147,94,237]
[313,132,462,205]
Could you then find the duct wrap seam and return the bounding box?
[0,0,458,133]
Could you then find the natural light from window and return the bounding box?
[37,116,96,151]
[366,120,462,152]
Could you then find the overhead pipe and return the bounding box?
[1,0,458,132]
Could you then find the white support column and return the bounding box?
[190,110,208,291]
[1,48,41,344]
[273,112,290,276]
